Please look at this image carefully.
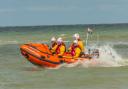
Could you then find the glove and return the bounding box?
[67,50,70,52]
[58,56,63,58]
[52,52,56,55]
[49,48,52,50]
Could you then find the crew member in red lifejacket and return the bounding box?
[73,33,84,52]
[55,37,66,56]
[50,37,57,53]
[67,40,82,58]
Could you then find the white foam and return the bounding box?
[60,34,66,37]
[59,45,127,68]
[0,40,19,45]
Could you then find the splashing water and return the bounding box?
[98,45,123,67]
[62,45,128,68]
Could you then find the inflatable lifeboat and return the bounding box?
[20,43,94,68]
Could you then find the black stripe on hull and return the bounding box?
[20,48,61,65]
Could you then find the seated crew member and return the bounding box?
[66,40,82,59]
[55,37,66,56]
[50,37,57,53]
[68,33,85,53]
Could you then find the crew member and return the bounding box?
[55,37,66,56]
[50,37,57,53]
[69,33,84,52]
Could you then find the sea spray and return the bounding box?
[62,45,127,68]
[84,45,128,67]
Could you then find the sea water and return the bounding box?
[0,24,128,89]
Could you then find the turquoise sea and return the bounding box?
[0,23,128,89]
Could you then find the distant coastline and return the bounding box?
[0,23,128,28]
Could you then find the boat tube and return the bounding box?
[20,43,98,68]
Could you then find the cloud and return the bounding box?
[0,5,78,13]
[98,4,118,11]
[26,5,78,12]
[0,8,15,13]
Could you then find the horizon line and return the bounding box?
[0,22,128,28]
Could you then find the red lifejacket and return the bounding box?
[56,43,66,54]
[71,45,81,56]
[56,45,61,54]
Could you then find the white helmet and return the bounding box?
[73,33,80,40]
[51,37,56,42]
[57,37,63,43]
[73,40,78,44]
[73,40,78,46]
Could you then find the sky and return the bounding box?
[0,0,128,26]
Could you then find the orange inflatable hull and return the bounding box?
[20,43,88,68]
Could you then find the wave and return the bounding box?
[107,41,128,46]
[0,40,49,45]
[0,40,19,45]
